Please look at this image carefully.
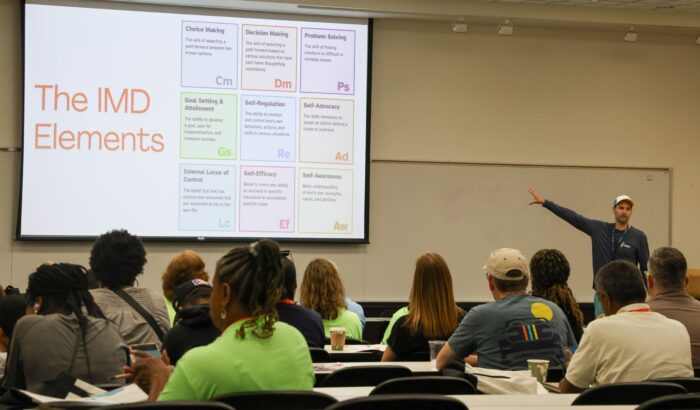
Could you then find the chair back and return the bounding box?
[441,368,478,389]
[328,351,382,362]
[310,347,331,363]
[648,377,700,393]
[370,376,477,395]
[694,367,700,378]
[635,392,700,410]
[324,393,468,410]
[571,382,688,405]
[106,401,235,410]
[215,390,337,410]
[319,365,412,387]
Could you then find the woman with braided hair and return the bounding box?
[1,263,127,390]
[530,249,585,342]
[131,240,314,401]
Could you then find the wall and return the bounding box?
[2,0,700,302]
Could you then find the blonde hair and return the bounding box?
[404,253,462,339]
[300,258,347,320]
[162,250,208,301]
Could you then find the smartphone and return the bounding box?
[129,343,161,364]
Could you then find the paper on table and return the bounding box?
[324,344,386,353]
[465,367,539,395]
[18,384,147,405]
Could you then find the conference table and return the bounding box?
[314,361,438,376]
[313,387,636,410]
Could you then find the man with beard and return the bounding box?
[528,188,649,318]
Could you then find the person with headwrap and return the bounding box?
[1,263,128,391]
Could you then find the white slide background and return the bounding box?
[21,3,368,241]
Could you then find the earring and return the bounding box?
[220,306,227,320]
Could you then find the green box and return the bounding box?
[180,93,237,160]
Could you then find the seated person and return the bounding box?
[162,279,220,366]
[437,248,577,371]
[89,229,170,345]
[299,258,363,341]
[381,306,409,345]
[2,263,128,390]
[530,249,585,342]
[560,260,693,393]
[131,240,314,401]
[276,255,325,348]
[345,296,366,332]
[646,247,700,366]
[382,253,464,361]
[0,294,27,377]
[161,250,209,324]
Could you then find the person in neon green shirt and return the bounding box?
[131,240,314,401]
[321,308,362,341]
[381,306,409,345]
[300,258,363,341]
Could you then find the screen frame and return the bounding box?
[16,0,373,244]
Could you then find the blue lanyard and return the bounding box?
[612,226,630,254]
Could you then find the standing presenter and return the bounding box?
[528,187,649,318]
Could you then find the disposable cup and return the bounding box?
[428,340,447,369]
[527,359,550,383]
[330,327,347,351]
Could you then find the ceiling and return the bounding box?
[478,0,700,14]
[118,0,700,30]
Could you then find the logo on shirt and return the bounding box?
[498,318,564,368]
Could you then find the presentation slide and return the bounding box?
[19,2,370,242]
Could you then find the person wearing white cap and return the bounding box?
[528,188,649,318]
[436,248,577,371]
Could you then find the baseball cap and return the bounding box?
[483,248,529,280]
[173,278,212,311]
[613,195,634,207]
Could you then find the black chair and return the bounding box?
[379,309,399,318]
[215,390,337,410]
[441,368,478,390]
[648,377,700,393]
[328,351,382,362]
[636,393,700,410]
[319,365,412,387]
[370,376,477,395]
[324,394,467,410]
[694,367,700,378]
[310,347,331,363]
[106,401,235,410]
[571,382,688,405]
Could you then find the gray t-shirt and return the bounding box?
[2,314,128,390]
[91,287,170,346]
[448,294,577,370]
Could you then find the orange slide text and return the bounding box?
[34,123,164,152]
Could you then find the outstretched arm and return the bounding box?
[528,187,596,235]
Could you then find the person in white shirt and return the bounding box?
[560,260,693,393]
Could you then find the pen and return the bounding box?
[110,373,129,380]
